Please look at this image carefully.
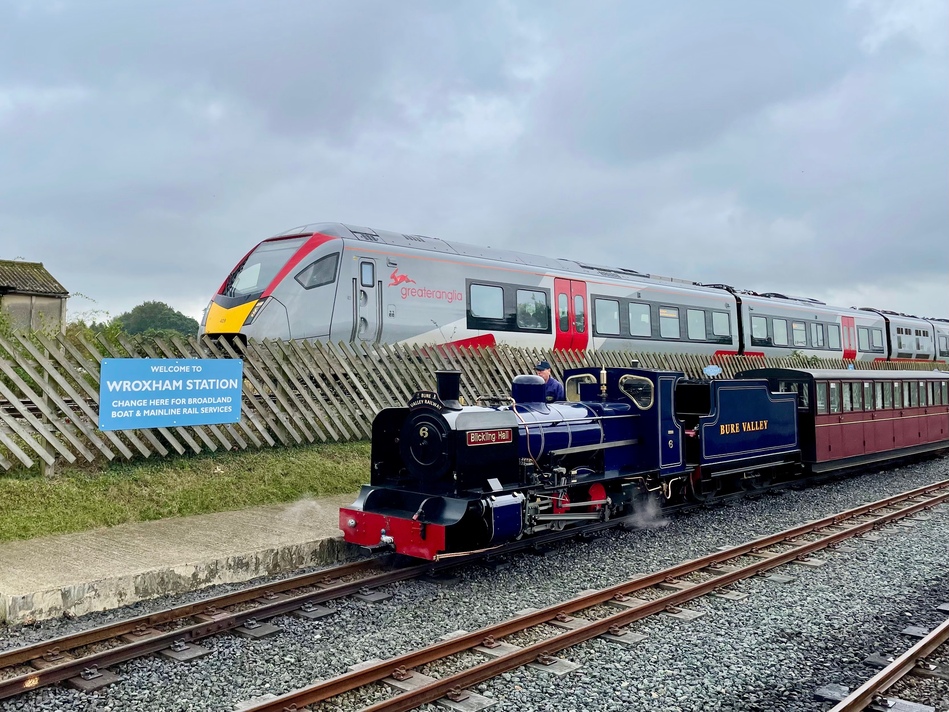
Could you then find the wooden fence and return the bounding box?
[0,331,945,474]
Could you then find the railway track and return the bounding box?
[235,479,949,712]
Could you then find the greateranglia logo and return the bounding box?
[389,268,463,304]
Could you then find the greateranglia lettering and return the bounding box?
[399,286,464,303]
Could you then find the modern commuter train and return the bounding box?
[340,366,949,559]
[200,222,949,363]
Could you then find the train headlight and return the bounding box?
[244,298,269,325]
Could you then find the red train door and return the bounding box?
[553,278,588,351]
[841,316,857,360]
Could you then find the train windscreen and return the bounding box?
[222,237,307,299]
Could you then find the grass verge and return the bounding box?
[0,441,370,543]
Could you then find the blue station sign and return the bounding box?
[99,358,243,431]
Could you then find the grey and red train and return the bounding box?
[201,221,949,363]
[339,366,949,559]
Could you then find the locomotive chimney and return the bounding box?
[435,370,463,410]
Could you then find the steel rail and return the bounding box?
[240,479,949,712]
[829,616,949,711]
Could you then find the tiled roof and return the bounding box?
[0,260,68,296]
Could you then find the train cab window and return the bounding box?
[558,294,569,332]
[227,236,308,297]
[829,382,841,413]
[751,316,769,346]
[619,375,654,410]
[516,289,549,330]
[629,303,651,337]
[811,323,825,348]
[659,307,680,339]
[574,295,586,333]
[893,382,902,408]
[857,327,870,352]
[295,253,340,290]
[712,312,731,338]
[863,383,873,410]
[469,284,504,319]
[816,382,828,414]
[593,299,620,335]
[828,324,841,350]
[883,382,893,409]
[842,383,852,412]
[851,383,863,411]
[564,373,596,402]
[871,329,884,351]
[360,261,375,288]
[792,322,807,347]
[874,382,884,410]
[687,309,707,340]
[773,319,789,346]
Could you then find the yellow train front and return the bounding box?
[340,366,802,560]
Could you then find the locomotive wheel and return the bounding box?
[587,483,607,512]
[687,472,719,503]
[740,471,771,492]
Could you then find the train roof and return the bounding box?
[738,367,949,382]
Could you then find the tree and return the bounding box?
[114,301,199,337]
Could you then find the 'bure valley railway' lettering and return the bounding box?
[719,420,769,435]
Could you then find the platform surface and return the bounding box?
[0,493,358,623]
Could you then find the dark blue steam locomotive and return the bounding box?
[340,366,804,559]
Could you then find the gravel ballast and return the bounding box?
[1,457,947,712]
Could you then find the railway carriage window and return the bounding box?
[871,328,884,351]
[811,323,825,348]
[628,303,651,337]
[939,336,949,357]
[918,382,926,406]
[942,382,948,404]
[773,319,789,346]
[558,294,569,332]
[857,327,870,352]
[863,383,873,410]
[294,253,340,290]
[360,261,375,288]
[893,382,902,408]
[593,299,620,335]
[469,284,504,319]
[828,324,841,350]
[883,382,893,409]
[874,382,884,410]
[574,295,586,333]
[516,289,549,330]
[842,383,852,412]
[751,316,769,346]
[792,321,807,347]
[909,382,918,407]
[927,382,934,405]
[659,307,680,339]
[816,383,828,414]
[829,382,841,413]
[687,309,707,340]
[619,375,654,410]
[851,383,863,411]
[712,312,731,338]
[933,383,942,405]
[904,382,912,407]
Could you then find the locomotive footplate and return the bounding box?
[340,506,447,560]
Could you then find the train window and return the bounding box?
[908,382,918,407]
[918,382,927,406]
[594,299,620,335]
[469,284,504,319]
[226,237,308,297]
[883,382,893,409]
[829,382,841,413]
[933,383,942,405]
[360,261,375,288]
[852,383,863,411]
[619,375,654,410]
[927,382,934,406]
[294,253,340,290]
[857,327,870,352]
[628,303,651,337]
[791,322,807,347]
[773,319,789,346]
[574,295,586,333]
[816,382,828,414]
[828,324,841,350]
[659,307,680,339]
[751,316,769,346]
[516,289,549,330]
[893,382,902,408]
[712,312,730,337]
[871,329,884,350]
[565,373,596,402]
[939,336,949,357]
[558,294,569,332]
[863,383,873,410]
[942,382,948,404]
[842,383,852,412]
[687,309,706,340]
[811,323,825,348]
[874,382,884,410]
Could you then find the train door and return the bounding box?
[553,278,589,351]
[352,257,382,342]
[841,316,857,360]
[658,374,684,471]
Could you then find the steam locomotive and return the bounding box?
[339,366,949,559]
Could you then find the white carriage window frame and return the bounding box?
[564,373,597,402]
[593,298,621,335]
[751,315,769,345]
[515,289,550,331]
[628,302,651,337]
[469,284,504,319]
[659,306,680,339]
[773,319,789,346]
[711,311,730,337]
[811,322,825,348]
[871,328,884,350]
[791,321,807,347]
[687,309,706,340]
[619,375,654,410]
[857,327,870,352]
[828,324,841,350]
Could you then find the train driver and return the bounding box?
[534,360,565,403]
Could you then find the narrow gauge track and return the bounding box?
[239,479,949,712]
[831,616,949,711]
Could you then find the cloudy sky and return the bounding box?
[1,0,946,325]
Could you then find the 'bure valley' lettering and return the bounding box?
[719,420,768,435]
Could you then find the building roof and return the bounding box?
[0,260,69,297]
